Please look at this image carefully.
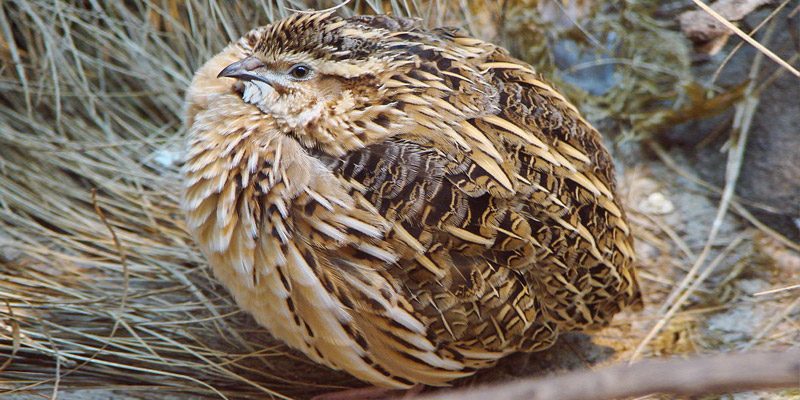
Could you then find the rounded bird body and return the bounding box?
[182,12,641,388]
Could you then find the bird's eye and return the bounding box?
[288,64,312,80]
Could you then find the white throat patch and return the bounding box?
[241,80,274,106]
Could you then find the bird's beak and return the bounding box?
[217,56,271,86]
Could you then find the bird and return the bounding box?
[182,11,641,391]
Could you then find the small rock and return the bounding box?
[638,192,676,215]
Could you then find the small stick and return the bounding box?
[417,351,800,400]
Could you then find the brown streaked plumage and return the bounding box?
[182,12,641,389]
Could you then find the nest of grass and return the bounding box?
[1,1,798,399]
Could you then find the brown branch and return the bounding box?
[417,351,800,400]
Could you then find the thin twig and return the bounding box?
[709,0,796,84]
[754,284,800,296]
[692,0,800,77]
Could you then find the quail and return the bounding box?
[182,11,641,389]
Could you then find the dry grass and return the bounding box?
[1,1,798,399]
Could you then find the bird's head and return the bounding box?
[217,12,420,155]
